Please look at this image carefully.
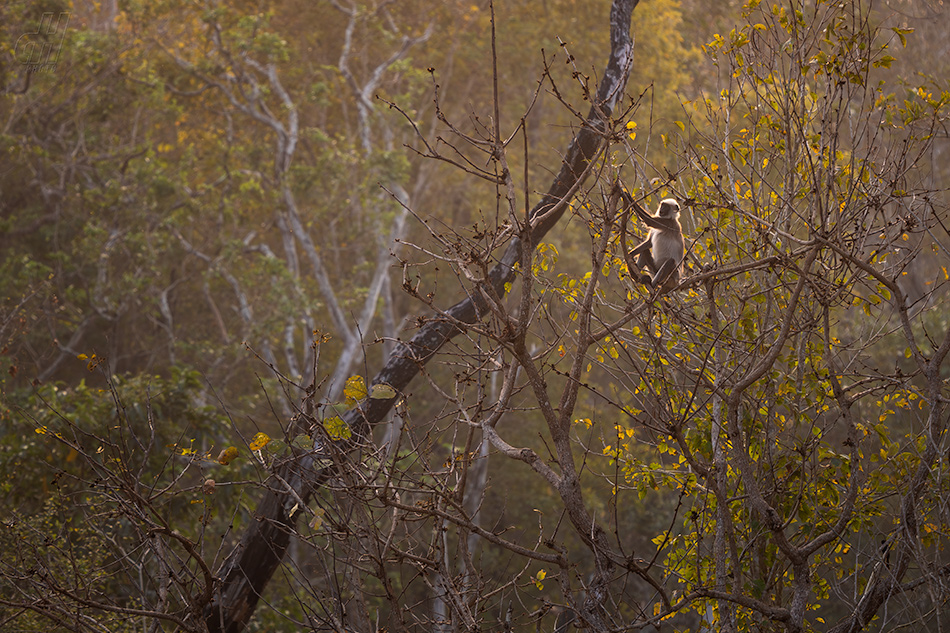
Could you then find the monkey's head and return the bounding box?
[657,198,680,219]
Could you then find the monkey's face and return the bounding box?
[657,198,680,219]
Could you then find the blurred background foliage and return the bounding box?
[1,0,949,631]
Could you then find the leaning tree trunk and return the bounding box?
[204,2,638,631]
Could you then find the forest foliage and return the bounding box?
[2,0,950,632]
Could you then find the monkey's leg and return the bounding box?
[651,258,679,290]
[637,251,657,285]
[637,250,656,274]
[627,239,655,285]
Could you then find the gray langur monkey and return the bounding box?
[621,197,685,293]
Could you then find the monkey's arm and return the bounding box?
[628,238,651,257]
[619,195,645,279]
[632,203,681,232]
[618,188,670,230]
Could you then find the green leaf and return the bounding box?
[292,434,312,448]
[370,383,398,399]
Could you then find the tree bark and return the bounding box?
[204,2,638,631]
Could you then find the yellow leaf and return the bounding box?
[83,353,103,371]
[249,432,271,451]
[344,375,367,404]
[323,416,352,441]
[217,446,239,465]
[310,507,325,530]
[533,569,546,590]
